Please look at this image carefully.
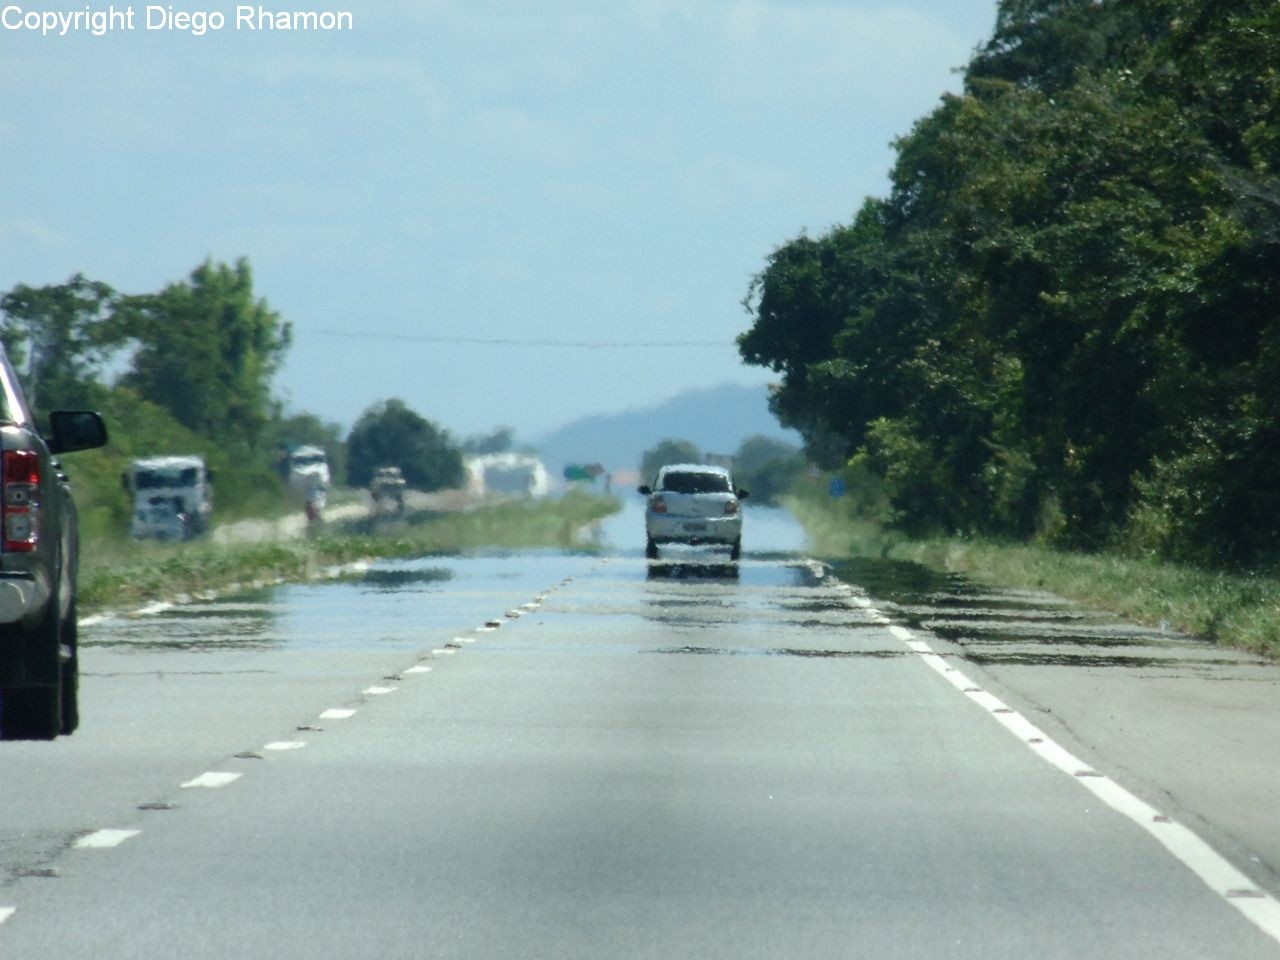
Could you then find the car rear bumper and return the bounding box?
[646,513,742,545]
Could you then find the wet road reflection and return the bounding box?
[80,499,1269,676]
[830,556,1272,672]
[80,555,599,654]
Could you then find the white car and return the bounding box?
[638,464,748,561]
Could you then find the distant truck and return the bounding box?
[370,466,407,516]
[286,445,330,495]
[465,453,549,498]
[123,455,214,540]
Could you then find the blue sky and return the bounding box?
[2,0,999,441]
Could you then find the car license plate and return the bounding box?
[683,521,707,533]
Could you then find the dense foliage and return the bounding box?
[740,0,1280,568]
[345,398,465,491]
[0,259,460,540]
[638,435,805,506]
[639,439,704,484]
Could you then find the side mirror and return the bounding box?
[736,488,749,499]
[637,485,652,496]
[48,411,108,454]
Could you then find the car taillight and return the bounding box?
[3,449,41,552]
[651,495,667,514]
[724,499,739,516]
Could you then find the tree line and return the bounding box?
[0,258,465,536]
[739,0,1279,568]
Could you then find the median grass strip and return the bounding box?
[80,492,619,615]
[787,494,1280,660]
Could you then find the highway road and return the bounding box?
[2,504,1278,958]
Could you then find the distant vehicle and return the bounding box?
[286,444,330,495]
[639,463,748,561]
[0,346,108,740]
[123,455,214,540]
[466,453,549,498]
[370,466,406,516]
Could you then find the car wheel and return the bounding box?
[1,686,61,740]
[645,537,659,560]
[60,599,79,735]
[729,538,742,561]
[0,602,64,741]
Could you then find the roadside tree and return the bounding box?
[0,274,119,413]
[346,398,464,491]
[640,439,702,484]
[114,258,291,450]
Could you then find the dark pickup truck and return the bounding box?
[0,347,107,740]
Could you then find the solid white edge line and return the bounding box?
[320,708,356,719]
[74,829,141,850]
[180,771,242,789]
[868,595,1280,946]
[0,907,14,925]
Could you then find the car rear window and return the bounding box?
[660,471,731,494]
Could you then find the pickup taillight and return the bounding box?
[3,449,41,552]
[650,495,668,514]
[723,499,739,516]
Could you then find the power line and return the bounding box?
[305,328,734,349]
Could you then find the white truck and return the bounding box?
[286,444,331,496]
[123,455,214,540]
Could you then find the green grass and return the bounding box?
[786,493,1280,660]
[79,491,619,614]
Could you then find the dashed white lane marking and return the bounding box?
[453,636,475,644]
[74,829,141,850]
[134,601,173,616]
[404,665,433,674]
[877,613,1280,946]
[430,648,456,656]
[264,741,306,751]
[181,772,242,789]
[320,708,356,720]
[0,907,14,925]
[363,686,396,696]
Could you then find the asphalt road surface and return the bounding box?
[2,504,1278,958]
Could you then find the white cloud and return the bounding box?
[0,220,66,249]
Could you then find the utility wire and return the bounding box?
[306,328,733,349]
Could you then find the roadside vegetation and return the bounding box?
[788,477,1280,660]
[78,490,619,614]
[1,258,498,547]
[736,2,1280,657]
[639,435,806,506]
[1,255,567,604]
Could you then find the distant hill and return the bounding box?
[533,382,800,480]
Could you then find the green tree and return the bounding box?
[639,439,702,484]
[731,435,804,506]
[0,274,119,413]
[462,426,515,456]
[345,398,464,491]
[115,258,291,449]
